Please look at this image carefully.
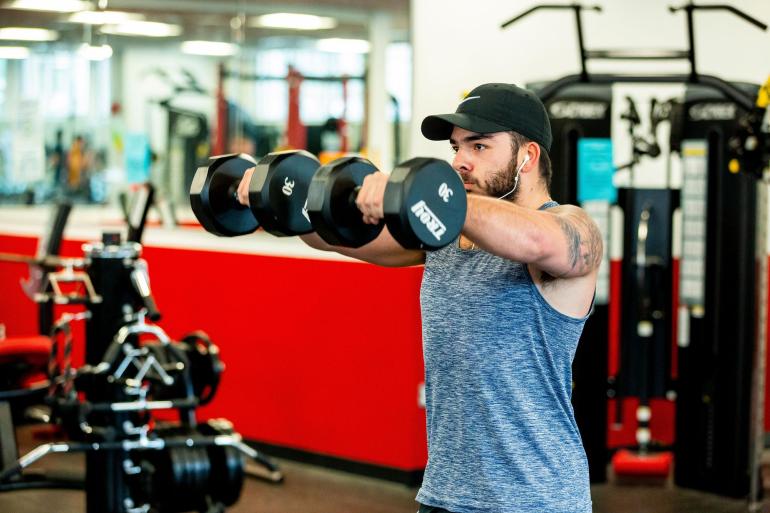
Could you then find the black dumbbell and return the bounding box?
[191,150,467,249]
[306,155,467,249]
[189,153,258,237]
[189,150,319,237]
[247,150,319,236]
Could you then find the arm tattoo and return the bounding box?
[556,216,582,270]
[554,210,604,275]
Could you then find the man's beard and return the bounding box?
[485,154,520,201]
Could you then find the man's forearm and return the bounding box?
[462,195,559,263]
[299,228,425,267]
[299,232,334,252]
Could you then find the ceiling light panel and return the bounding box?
[0,27,59,41]
[100,21,182,38]
[68,11,143,25]
[5,0,91,12]
[251,13,337,31]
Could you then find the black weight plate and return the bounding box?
[307,156,383,247]
[208,446,244,506]
[170,445,190,492]
[188,446,211,490]
[190,154,259,237]
[248,150,318,236]
[180,331,223,406]
[384,158,467,250]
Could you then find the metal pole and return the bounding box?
[685,3,697,81]
[573,4,588,81]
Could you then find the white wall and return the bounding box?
[410,0,770,161]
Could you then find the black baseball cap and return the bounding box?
[421,83,552,151]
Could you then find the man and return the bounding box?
[239,82,600,513]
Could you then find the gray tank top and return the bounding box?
[416,201,592,513]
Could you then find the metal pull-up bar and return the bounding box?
[501,2,767,84]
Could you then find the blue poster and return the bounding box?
[577,138,616,203]
[124,132,151,184]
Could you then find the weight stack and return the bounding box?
[616,188,678,402]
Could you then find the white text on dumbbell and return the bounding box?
[410,201,447,241]
[282,177,295,196]
[438,183,453,203]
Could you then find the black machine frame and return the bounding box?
[0,189,283,512]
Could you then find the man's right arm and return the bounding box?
[300,228,426,267]
[238,166,425,267]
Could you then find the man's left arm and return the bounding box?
[462,196,603,278]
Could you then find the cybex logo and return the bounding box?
[438,183,453,203]
[411,200,447,241]
[549,101,608,119]
[282,177,295,196]
[688,103,736,121]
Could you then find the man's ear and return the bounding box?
[521,142,540,174]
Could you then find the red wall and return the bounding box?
[0,233,428,470]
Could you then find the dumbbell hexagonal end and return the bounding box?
[307,156,383,248]
[189,154,259,237]
[248,150,318,236]
[384,158,466,250]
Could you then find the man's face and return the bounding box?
[449,126,522,199]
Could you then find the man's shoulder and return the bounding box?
[544,203,587,218]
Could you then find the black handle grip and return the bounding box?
[501,3,602,29]
[130,262,162,321]
[142,295,162,322]
[669,4,767,31]
[229,183,249,210]
[348,186,362,210]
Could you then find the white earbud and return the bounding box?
[498,153,530,201]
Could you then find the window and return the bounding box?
[253,47,366,124]
[20,51,110,119]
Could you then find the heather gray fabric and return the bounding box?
[416,201,592,513]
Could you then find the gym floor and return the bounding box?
[1,427,761,513]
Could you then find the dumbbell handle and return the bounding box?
[228,183,249,210]
[346,186,386,225]
[347,186,362,210]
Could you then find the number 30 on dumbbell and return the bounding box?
[189,150,467,250]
